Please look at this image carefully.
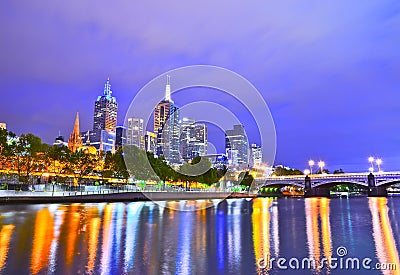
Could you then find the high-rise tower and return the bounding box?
[154,75,180,164]
[68,112,83,153]
[93,78,118,132]
[225,124,248,167]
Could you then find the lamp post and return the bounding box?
[304,169,311,176]
[376,158,382,173]
[368,156,375,172]
[308,160,315,175]
[318,161,325,174]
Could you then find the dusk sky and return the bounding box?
[1,1,400,172]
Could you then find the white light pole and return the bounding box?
[376,158,382,173]
[304,169,311,176]
[368,156,375,172]
[318,161,325,174]
[308,160,315,175]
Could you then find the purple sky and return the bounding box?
[1,1,400,172]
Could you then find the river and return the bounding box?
[0,197,399,274]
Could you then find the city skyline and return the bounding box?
[1,1,400,172]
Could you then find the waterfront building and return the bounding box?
[180,118,208,161]
[126,118,144,148]
[249,143,262,167]
[0,122,6,130]
[68,113,83,153]
[93,78,118,132]
[225,124,248,167]
[144,131,157,154]
[154,76,180,164]
[115,126,126,147]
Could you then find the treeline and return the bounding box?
[0,128,227,187]
[123,145,227,186]
[0,128,129,185]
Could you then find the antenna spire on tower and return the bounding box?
[165,75,173,102]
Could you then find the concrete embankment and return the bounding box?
[0,191,256,204]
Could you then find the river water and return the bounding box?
[0,197,399,275]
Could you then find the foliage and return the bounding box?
[333,168,344,174]
[272,166,304,176]
[238,171,254,187]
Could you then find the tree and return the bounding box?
[46,145,71,183]
[238,171,254,188]
[8,133,48,186]
[67,149,97,188]
[273,166,304,176]
[333,168,344,174]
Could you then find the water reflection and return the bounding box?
[0,198,400,274]
[31,208,54,274]
[0,224,15,272]
[252,198,280,274]
[305,198,332,273]
[368,197,400,275]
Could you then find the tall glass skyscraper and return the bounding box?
[93,78,118,132]
[154,76,180,164]
[180,118,208,161]
[83,78,118,153]
[225,124,248,167]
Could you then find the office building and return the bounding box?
[93,78,118,132]
[126,117,144,148]
[249,143,262,167]
[180,118,207,161]
[225,124,248,166]
[145,131,157,154]
[154,76,180,164]
[115,126,126,147]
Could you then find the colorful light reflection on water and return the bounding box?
[0,198,399,274]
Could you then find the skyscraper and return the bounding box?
[115,126,126,147]
[126,118,144,148]
[154,76,180,164]
[180,118,208,161]
[144,131,157,154]
[93,78,118,132]
[85,78,118,153]
[68,113,83,153]
[249,143,262,167]
[225,124,248,167]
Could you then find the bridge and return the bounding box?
[256,172,400,197]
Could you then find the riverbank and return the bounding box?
[0,190,256,204]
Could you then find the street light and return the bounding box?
[376,158,382,173]
[368,156,375,172]
[318,161,325,174]
[308,160,315,174]
[304,169,311,175]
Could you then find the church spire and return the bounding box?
[165,75,173,102]
[68,112,83,153]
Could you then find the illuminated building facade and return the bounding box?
[145,131,157,154]
[0,122,6,130]
[154,76,180,164]
[68,113,83,153]
[115,126,126,147]
[249,143,262,167]
[126,117,144,148]
[225,124,248,167]
[93,78,118,132]
[179,118,208,161]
